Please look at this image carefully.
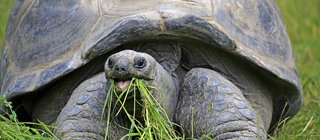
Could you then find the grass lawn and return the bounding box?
[273,0,320,139]
[1,0,319,139]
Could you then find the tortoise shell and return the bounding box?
[0,0,301,131]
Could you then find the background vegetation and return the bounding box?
[0,0,319,139]
[0,0,13,44]
[273,0,320,139]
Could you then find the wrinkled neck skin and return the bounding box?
[149,62,179,121]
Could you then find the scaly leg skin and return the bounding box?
[55,73,129,139]
[176,68,266,139]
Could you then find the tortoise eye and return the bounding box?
[134,58,146,69]
[107,58,114,68]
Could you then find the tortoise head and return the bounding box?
[104,50,157,91]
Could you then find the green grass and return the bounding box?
[273,0,320,139]
[0,0,13,46]
[104,78,182,140]
[0,0,319,139]
[0,96,58,139]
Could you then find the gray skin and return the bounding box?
[0,0,302,139]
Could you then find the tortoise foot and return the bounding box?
[54,73,131,139]
[176,68,266,139]
[55,73,110,140]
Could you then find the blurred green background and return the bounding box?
[274,0,320,139]
[0,0,12,44]
[0,0,319,139]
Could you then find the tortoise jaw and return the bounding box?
[113,78,152,92]
[113,78,132,92]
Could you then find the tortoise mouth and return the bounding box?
[114,78,132,92]
[113,77,152,93]
[112,78,144,113]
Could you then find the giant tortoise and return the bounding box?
[1,0,302,139]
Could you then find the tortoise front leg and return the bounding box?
[175,68,266,139]
[55,73,129,139]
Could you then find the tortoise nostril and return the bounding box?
[115,67,126,72]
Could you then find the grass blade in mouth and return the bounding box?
[104,78,182,139]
